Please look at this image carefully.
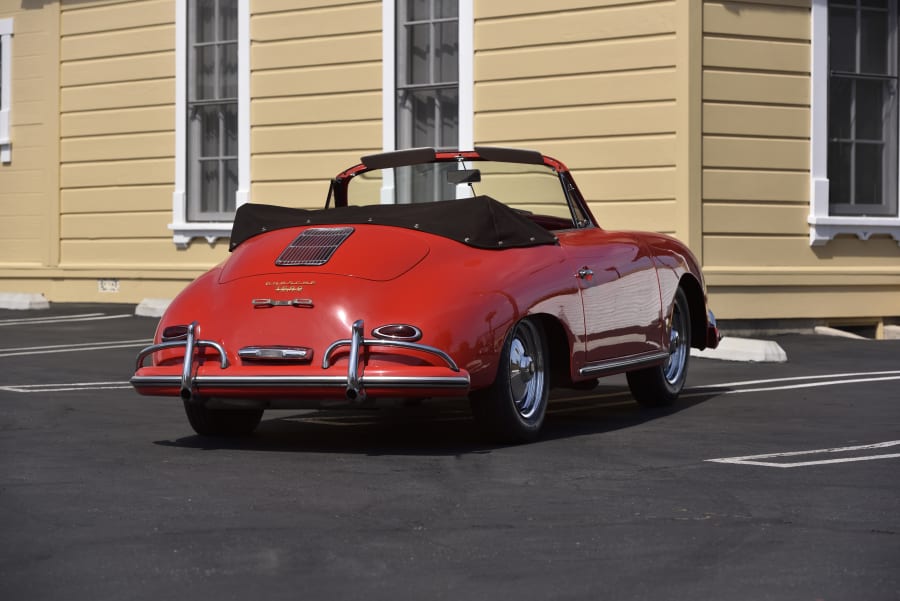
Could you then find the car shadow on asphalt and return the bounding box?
[153,385,725,456]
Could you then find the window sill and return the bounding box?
[808,215,900,247]
[169,221,233,249]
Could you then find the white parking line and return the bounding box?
[0,313,132,326]
[0,339,151,358]
[1,382,132,393]
[707,441,900,468]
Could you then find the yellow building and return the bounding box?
[0,0,898,331]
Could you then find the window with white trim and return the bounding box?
[172,0,249,247]
[810,0,900,245]
[0,18,13,164]
[383,0,473,203]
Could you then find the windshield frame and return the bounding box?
[330,147,597,231]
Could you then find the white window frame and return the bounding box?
[809,0,900,246]
[0,18,13,164]
[171,0,250,248]
[381,0,473,203]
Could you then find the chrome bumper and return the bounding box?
[131,320,470,403]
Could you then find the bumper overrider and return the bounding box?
[130,320,471,405]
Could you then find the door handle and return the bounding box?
[577,267,594,280]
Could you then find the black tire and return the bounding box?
[470,318,549,443]
[183,401,263,436]
[626,287,691,407]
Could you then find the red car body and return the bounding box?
[132,147,719,442]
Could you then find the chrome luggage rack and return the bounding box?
[133,319,466,404]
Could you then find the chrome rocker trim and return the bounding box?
[131,319,468,404]
[578,350,671,377]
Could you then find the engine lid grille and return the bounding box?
[275,227,354,266]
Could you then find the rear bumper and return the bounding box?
[130,319,470,405]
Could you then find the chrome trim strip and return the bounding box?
[238,346,313,361]
[130,374,471,390]
[322,338,460,372]
[347,319,365,401]
[578,351,670,377]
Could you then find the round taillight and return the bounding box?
[161,325,190,341]
[372,324,423,342]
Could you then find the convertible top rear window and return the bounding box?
[229,196,558,252]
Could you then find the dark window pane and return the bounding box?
[861,0,887,8]
[435,21,458,83]
[436,0,457,18]
[220,0,237,40]
[860,9,889,73]
[200,160,219,213]
[828,141,853,207]
[407,23,430,84]
[196,0,216,43]
[220,43,238,98]
[438,88,458,148]
[194,46,216,100]
[829,77,853,139]
[224,159,238,212]
[198,106,219,156]
[224,104,238,156]
[410,90,435,147]
[855,143,884,204]
[408,0,429,21]
[855,78,887,140]
[829,7,857,72]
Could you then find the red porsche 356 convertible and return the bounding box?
[131,147,719,442]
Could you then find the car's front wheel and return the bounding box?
[183,401,263,436]
[626,287,691,407]
[470,318,549,443]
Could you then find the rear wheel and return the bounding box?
[470,318,549,443]
[183,401,263,436]
[626,287,691,407]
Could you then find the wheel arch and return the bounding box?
[529,313,574,389]
[677,273,709,350]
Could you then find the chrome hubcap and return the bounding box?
[507,322,544,419]
[664,303,688,385]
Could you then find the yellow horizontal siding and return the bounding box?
[703,71,808,105]
[589,200,677,233]
[252,63,380,98]
[477,70,676,112]
[476,2,675,50]
[61,24,174,60]
[703,103,809,138]
[62,106,174,137]
[62,132,173,162]
[703,204,808,235]
[578,168,676,202]
[705,236,900,269]
[704,170,808,203]
[61,212,173,239]
[61,158,174,189]
[251,181,340,209]
[536,136,676,170]
[703,37,809,72]
[253,122,381,155]
[704,137,808,170]
[477,36,676,82]
[61,79,175,113]
[709,286,900,321]
[704,1,810,40]
[477,103,676,143]
[60,0,174,36]
[252,152,368,183]
[477,0,650,19]
[61,52,174,87]
[253,0,374,13]
[61,186,174,214]
[252,93,381,127]
[60,239,227,267]
[252,2,379,41]
[253,33,380,71]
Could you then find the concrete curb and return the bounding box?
[135,298,171,318]
[0,293,50,310]
[691,336,788,363]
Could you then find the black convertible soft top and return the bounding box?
[229,196,559,251]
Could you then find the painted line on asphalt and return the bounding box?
[707,440,900,468]
[0,382,133,393]
[0,313,131,326]
[0,339,151,358]
[683,374,900,398]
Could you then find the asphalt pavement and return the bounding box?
[1,304,898,601]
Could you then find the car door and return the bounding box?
[557,228,665,365]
